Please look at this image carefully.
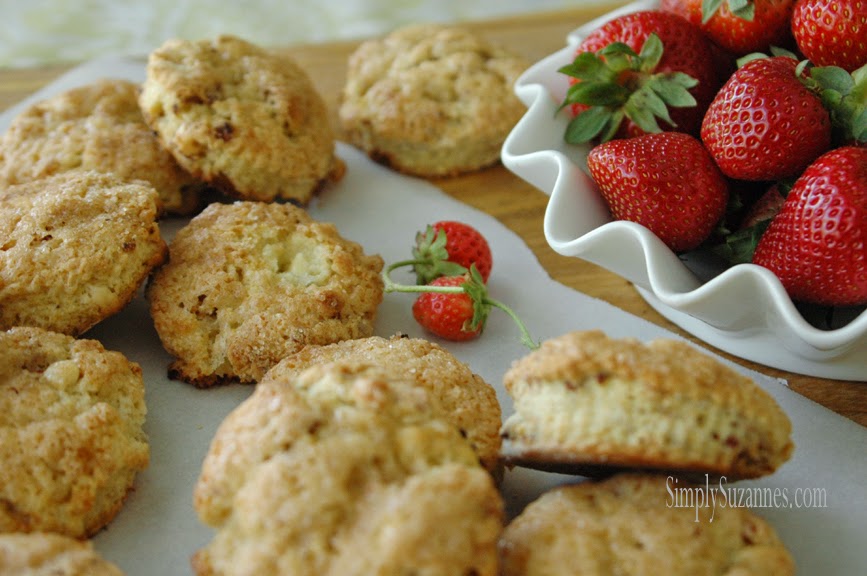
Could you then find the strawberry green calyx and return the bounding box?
[702,0,755,23]
[560,33,699,143]
[411,226,469,285]
[807,63,867,146]
[382,263,539,349]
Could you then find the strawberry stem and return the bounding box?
[382,261,539,349]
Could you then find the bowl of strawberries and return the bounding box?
[501,0,867,380]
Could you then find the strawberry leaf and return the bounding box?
[810,63,867,145]
[727,0,755,21]
[702,0,725,23]
[647,73,699,106]
[626,89,673,132]
[637,33,664,72]
[712,220,770,264]
[564,105,613,143]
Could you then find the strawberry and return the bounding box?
[383,260,537,347]
[712,182,790,263]
[412,275,485,342]
[791,0,866,72]
[560,10,720,143]
[412,221,493,284]
[586,131,729,252]
[752,146,867,306]
[660,0,796,56]
[700,55,832,181]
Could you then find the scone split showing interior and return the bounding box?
[0,327,149,539]
[192,363,503,576]
[499,474,795,576]
[500,330,794,480]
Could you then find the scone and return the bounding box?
[0,327,149,538]
[262,334,502,474]
[0,170,167,336]
[192,364,503,576]
[0,532,124,575]
[500,330,794,480]
[339,24,528,177]
[0,78,202,215]
[147,201,384,386]
[139,34,344,204]
[499,474,795,576]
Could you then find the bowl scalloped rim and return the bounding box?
[501,0,867,381]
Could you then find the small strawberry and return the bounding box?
[752,146,867,306]
[700,55,832,181]
[383,263,537,348]
[660,0,796,56]
[791,0,866,73]
[586,131,729,252]
[412,221,493,284]
[412,275,485,342]
[560,10,720,143]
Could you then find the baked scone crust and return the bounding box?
[192,364,502,576]
[0,78,202,215]
[0,170,167,336]
[0,532,124,575]
[499,474,795,576]
[0,327,149,538]
[500,330,794,479]
[147,201,384,386]
[339,24,528,177]
[262,334,502,474]
[139,35,344,204]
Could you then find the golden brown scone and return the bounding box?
[0,327,149,539]
[339,24,528,177]
[499,474,795,576]
[0,170,167,336]
[500,331,794,480]
[0,78,202,215]
[139,35,344,204]
[147,201,383,387]
[0,532,124,575]
[192,364,503,576]
[262,334,502,474]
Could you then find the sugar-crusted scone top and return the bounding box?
[500,474,795,576]
[0,170,167,336]
[339,24,528,177]
[0,532,125,576]
[192,364,503,576]
[261,335,503,474]
[139,35,344,204]
[147,201,384,387]
[0,79,201,215]
[0,327,149,539]
[501,330,794,479]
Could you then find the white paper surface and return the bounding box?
[2,58,865,576]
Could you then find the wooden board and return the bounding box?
[0,3,864,426]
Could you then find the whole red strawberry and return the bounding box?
[412,221,492,284]
[561,10,720,143]
[412,275,486,342]
[660,0,795,56]
[791,0,867,72]
[753,146,867,306]
[586,131,729,252]
[701,56,831,181]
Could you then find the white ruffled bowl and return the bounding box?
[501,0,867,381]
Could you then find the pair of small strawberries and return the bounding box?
[383,221,537,347]
[561,0,866,307]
